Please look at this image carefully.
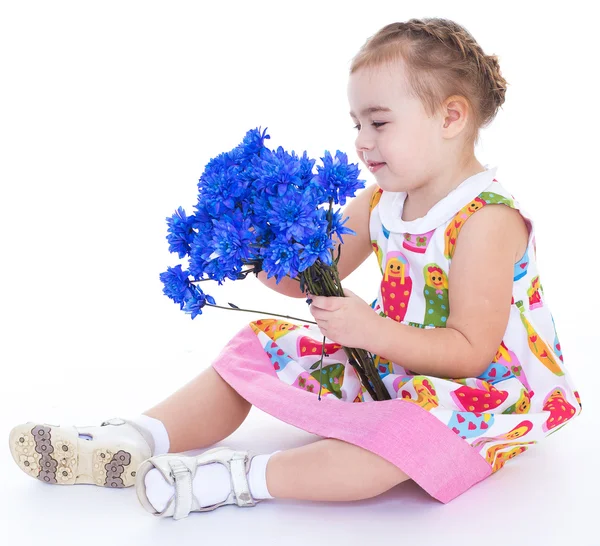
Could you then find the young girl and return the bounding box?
[9,17,582,520]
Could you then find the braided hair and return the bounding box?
[350,18,508,146]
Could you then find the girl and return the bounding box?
[9,18,582,520]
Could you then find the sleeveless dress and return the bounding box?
[211,165,582,503]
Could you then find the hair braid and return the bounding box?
[351,18,508,146]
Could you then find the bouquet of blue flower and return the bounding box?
[159,128,390,401]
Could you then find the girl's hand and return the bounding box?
[307,288,379,348]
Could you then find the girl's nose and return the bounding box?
[355,131,374,152]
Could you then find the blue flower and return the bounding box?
[327,208,356,244]
[261,236,302,283]
[234,127,270,162]
[298,151,317,186]
[159,264,194,309]
[190,210,258,284]
[183,288,216,320]
[297,227,335,271]
[190,201,214,235]
[265,189,319,241]
[199,152,240,190]
[166,207,196,259]
[249,146,305,198]
[163,127,361,320]
[198,165,251,217]
[316,150,365,205]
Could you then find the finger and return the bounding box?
[313,296,344,311]
[310,307,329,321]
[316,323,328,337]
[309,296,329,310]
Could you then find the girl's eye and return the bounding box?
[353,122,387,131]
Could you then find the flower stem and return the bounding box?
[204,303,316,325]
[302,260,391,401]
[330,262,391,401]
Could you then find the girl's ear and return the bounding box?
[441,95,469,137]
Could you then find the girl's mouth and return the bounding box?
[368,162,386,173]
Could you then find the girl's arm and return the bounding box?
[256,270,305,298]
[364,204,529,378]
[257,184,378,298]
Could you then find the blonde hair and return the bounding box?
[350,18,508,147]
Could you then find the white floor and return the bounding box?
[0,338,595,546]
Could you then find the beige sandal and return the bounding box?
[135,447,260,520]
[9,418,153,488]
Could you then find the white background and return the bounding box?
[0,1,596,544]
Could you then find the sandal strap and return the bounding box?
[229,451,256,507]
[168,460,193,520]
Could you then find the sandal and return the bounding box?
[135,447,260,520]
[9,417,153,487]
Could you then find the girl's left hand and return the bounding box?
[307,288,379,348]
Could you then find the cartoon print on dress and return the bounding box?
[443,190,514,260]
[550,315,564,363]
[485,441,536,473]
[297,336,343,360]
[423,264,449,327]
[408,322,426,329]
[374,355,393,378]
[502,389,532,414]
[479,191,515,208]
[515,300,564,376]
[542,387,577,432]
[444,196,487,259]
[353,383,371,403]
[293,371,333,397]
[372,241,384,273]
[477,361,514,385]
[513,247,529,281]
[574,391,582,410]
[380,251,412,322]
[310,363,345,399]
[370,298,386,317]
[494,341,533,396]
[471,420,534,451]
[527,276,543,310]
[392,375,413,397]
[250,319,300,341]
[448,412,495,440]
[382,224,391,239]
[369,186,383,213]
[264,340,295,372]
[450,379,509,412]
[402,229,435,254]
[399,377,439,411]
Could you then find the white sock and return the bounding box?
[144,451,279,513]
[247,452,278,500]
[130,414,170,456]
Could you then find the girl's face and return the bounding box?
[347,61,444,192]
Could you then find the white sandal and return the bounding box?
[135,447,260,520]
[9,418,153,488]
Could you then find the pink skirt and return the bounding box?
[211,321,492,503]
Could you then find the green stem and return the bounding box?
[329,264,390,401]
[343,347,378,400]
[204,303,316,325]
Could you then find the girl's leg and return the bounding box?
[144,366,251,453]
[266,438,410,501]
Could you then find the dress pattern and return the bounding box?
[212,165,582,500]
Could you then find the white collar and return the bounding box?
[378,165,498,234]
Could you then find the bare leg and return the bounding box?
[266,438,410,501]
[144,366,251,453]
